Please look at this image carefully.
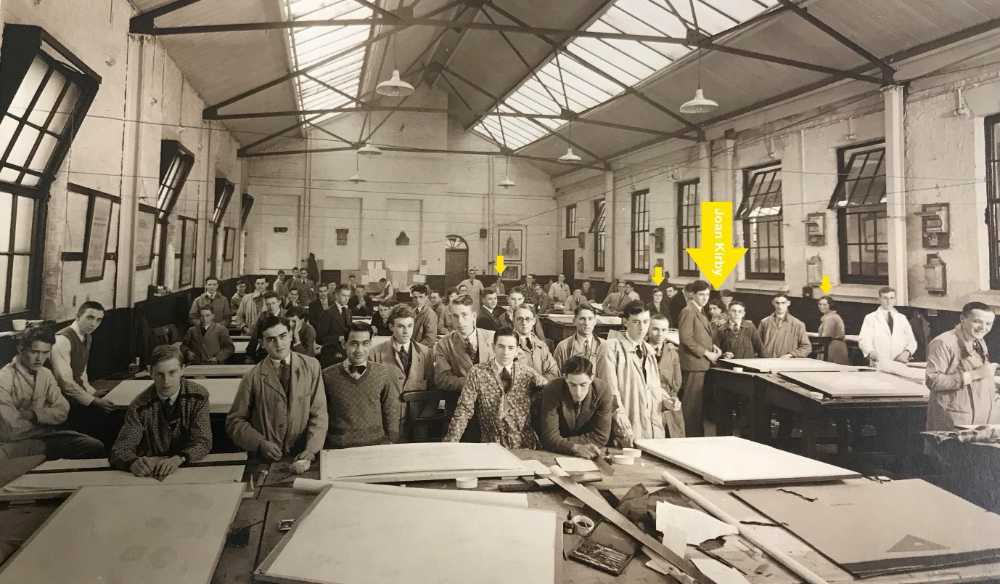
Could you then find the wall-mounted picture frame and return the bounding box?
[501,262,521,281]
[81,194,113,283]
[135,204,157,270]
[497,227,523,261]
[178,216,197,287]
[223,227,237,261]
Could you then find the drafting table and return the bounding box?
[134,363,254,379]
[104,377,241,414]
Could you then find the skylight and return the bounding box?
[284,0,375,127]
[474,0,778,151]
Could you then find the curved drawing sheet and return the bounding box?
[320,442,528,482]
[0,483,243,584]
[256,485,559,584]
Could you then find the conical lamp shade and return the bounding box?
[498,176,516,188]
[558,147,582,163]
[679,88,719,114]
[348,172,366,183]
[357,143,382,156]
[376,69,415,97]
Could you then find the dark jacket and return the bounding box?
[293,322,318,358]
[678,301,714,372]
[538,378,614,455]
[476,305,505,331]
[181,323,235,364]
[110,380,212,470]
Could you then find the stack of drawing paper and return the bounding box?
[320,442,530,483]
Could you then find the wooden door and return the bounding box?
[445,250,469,288]
[563,249,575,287]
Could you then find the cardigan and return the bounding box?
[443,359,541,449]
[109,380,212,469]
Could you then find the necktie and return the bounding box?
[278,361,291,394]
[398,348,411,376]
[500,367,513,392]
[350,365,366,375]
[583,339,591,356]
[465,336,478,364]
[886,311,894,334]
[341,306,349,324]
[656,346,663,361]
[975,340,988,362]
[636,345,646,362]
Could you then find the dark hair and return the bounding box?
[818,295,836,310]
[78,300,105,317]
[574,304,596,318]
[285,306,307,319]
[379,278,387,283]
[446,287,458,297]
[772,293,790,303]
[389,304,415,325]
[451,294,474,307]
[482,288,498,297]
[729,300,746,311]
[508,287,525,297]
[650,312,670,323]
[703,299,725,316]
[347,321,373,338]
[685,280,710,294]
[262,291,279,301]
[877,286,895,297]
[562,355,594,377]
[380,298,399,310]
[16,326,56,350]
[411,284,428,295]
[720,289,735,298]
[334,284,350,294]
[962,301,992,316]
[258,314,290,336]
[277,270,286,275]
[198,305,215,315]
[150,344,184,368]
[512,304,536,318]
[493,327,517,345]
[622,300,649,318]
[205,276,220,285]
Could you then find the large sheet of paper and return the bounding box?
[320,443,529,483]
[779,370,929,399]
[104,378,241,413]
[734,479,1000,577]
[31,452,247,473]
[135,364,253,378]
[636,436,859,486]
[256,484,559,584]
[0,482,243,584]
[2,465,244,493]
[718,357,856,373]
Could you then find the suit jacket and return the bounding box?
[553,334,605,370]
[413,304,439,347]
[309,300,334,333]
[516,333,560,380]
[433,329,495,392]
[290,278,315,305]
[370,340,434,392]
[225,353,329,460]
[476,305,504,331]
[320,304,352,366]
[293,322,317,358]
[678,302,714,372]
[181,323,234,364]
[654,342,685,438]
[538,378,614,455]
[188,293,233,324]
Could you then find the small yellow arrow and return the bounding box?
[686,201,747,289]
[496,255,506,275]
[651,265,665,286]
[819,275,832,294]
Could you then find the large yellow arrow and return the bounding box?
[651,265,665,286]
[496,255,506,275]
[686,201,747,289]
[819,275,832,294]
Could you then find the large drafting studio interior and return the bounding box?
[5,1,1000,583]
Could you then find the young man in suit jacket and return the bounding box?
[286,307,317,358]
[409,284,438,347]
[476,288,505,331]
[433,294,495,392]
[538,355,613,456]
[370,304,435,440]
[319,284,353,367]
[648,313,685,438]
[182,306,235,365]
[677,280,721,437]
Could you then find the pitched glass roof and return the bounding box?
[283,0,374,126]
[474,0,779,151]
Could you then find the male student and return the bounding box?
[580,281,595,301]
[286,306,317,358]
[0,326,104,460]
[926,302,1000,430]
[273,269,289,299]
[371,300,395,337]
[322,323,401,448]
[476,288,505,331]
[499,288,547,340]
[372,277,395,303]
[236,276,269,333]
[430,289,452,332]
[758,293,812,359]
[677,280,721,437]
[226,314,327,471]
[602,281,629,314]
[648,313,685,438]
[188,277,233,324]
[246,292,285,362]
[433,294,495,392]
[564,289,588,314]
[283,288,303,311]
[371,304,435,394]
[548,274,571,303]
[553,304,605,369]
[458,268,486,309]
[110,345,211,478]
[597,301,668,446]
[182,306,235,365]
[511,306,560,381]
[50,301,116,445]
[318,284,353,367]
[538,355,614,457]
[290,268,316,305]
[443,327,540,449]
[230,281,247,313]
[859,286,917,368]
[409,284,438,346]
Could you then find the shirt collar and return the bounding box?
[492,359,513,375]
[13,359,36,379]
[392,340,411,353]
[160,389,180,407]
[269,355,291,368]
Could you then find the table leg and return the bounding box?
[801,414,821,459]
[749,386,770,444]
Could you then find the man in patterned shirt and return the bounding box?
[110,344,211,478]
[443,328,540,449]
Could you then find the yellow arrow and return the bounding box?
[819,275,832,294]
[685,201,747,289]
[496,255,506,275]
[651,265,665,286]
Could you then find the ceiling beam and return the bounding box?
[207,105,449,120]
[777,0,894,81]
[129,0,202,34]
[496,112,698,141]
[237,115,325,157]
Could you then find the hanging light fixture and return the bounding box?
[349,152,366,183]
[376,29,414,97]
[558,147,582,163]
[553,51,584,164]
[498,155,516,188]
[357,142,382,156]
[679,0,719,115]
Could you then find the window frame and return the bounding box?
[564,204,577,239]
[630,189,650,274]
[676,179,700,277]
[832,140,888,285]
[589,198,607,272]
[738,163,784,280]
[177,215,197,288]
[240,192,255,228]
[986,115,1000,289]
[155,140,195,286]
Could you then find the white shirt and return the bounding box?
[858,307,917,366]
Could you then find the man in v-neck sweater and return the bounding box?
[322,322,401,448]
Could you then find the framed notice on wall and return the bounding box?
[135,204,157,270]
[497,227,524,262]
[223,227,236,261]
[179,216,197,287]
[81,196,113,282]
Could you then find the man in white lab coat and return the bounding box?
[858,286,917,368]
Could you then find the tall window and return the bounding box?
[240,192,255,228]
[564,204,577,238]
[210,177,234,278]
[0,25,100,318]
[630,189,649,273]
[155,140,194,285]
[589,198,607,272]
[986,117,1000,289]
[829,141,887,284]
[677,180,700,277]
[737,164,784,279]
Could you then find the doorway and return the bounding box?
[562,249,575,288]
[444,234,469,289]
